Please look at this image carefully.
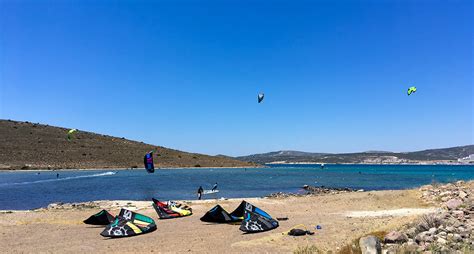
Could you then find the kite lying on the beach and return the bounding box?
[258,93,264,103]
[239,202,279,233]
[200,200,246,223]
[144,151,155,173]
[100,209,156,238]
[152,198,192,219]
[201,200,279,233]
[83,210,114,225]
[407,86,417,96]
[67,129,77,141]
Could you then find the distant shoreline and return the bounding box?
[2,163,474,171]
[265,162,473,166]
[0,165,266,172]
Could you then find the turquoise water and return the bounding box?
[0,164,473,210]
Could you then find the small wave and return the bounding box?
[0,171,116,186]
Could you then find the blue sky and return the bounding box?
[1,0,472,156]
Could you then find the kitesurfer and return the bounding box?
[197,186,203,200]
[211,182,218,191]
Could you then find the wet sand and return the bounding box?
[0,189,432,253]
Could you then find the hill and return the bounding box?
[236,145,474,164]
[0,120,257,170]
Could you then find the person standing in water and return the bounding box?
[56,173,59,179]
[211,182,218,191]
[197,186,203,200]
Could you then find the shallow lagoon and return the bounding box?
[1,164,473,210]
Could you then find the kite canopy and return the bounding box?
[100,209,156,238]
[258,93,264,103]
[201,201,278,233]
[83,210,114,225]
[144,151,155,173]
[152,198,192,219]
[239,202,279,233]
[200,201,246,223]
[407,86,417,96]
[67,129,77,141]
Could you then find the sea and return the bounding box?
[0,164,473,210]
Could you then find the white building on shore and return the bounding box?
[458,154,474,163]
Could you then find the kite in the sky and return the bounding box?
[407,86,417,96]
[144,151,155,173]
[258,93,264,103]
[67,129,77,141]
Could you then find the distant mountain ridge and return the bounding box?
[0,120,257,170]
[236,145,474,164]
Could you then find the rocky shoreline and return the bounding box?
[266,185,363,198]
[359,180,473,253]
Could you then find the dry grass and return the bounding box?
[294,245,321,254]
[414,213,444,234]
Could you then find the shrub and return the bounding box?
[294,245,320,254]
[415,214,444,233]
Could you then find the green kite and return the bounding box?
[67,129,77,141]
[407,86,417,96]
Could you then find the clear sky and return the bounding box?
[1,0,472,156]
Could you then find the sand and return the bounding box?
[0,189,432,253]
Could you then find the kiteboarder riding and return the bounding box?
[211,182,218,191]
[197,186,203,200]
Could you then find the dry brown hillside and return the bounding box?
[0,120,257,170]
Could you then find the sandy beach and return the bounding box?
[0,188,434,253]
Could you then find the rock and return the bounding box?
[440,191,452,197]
[437,238,447,244]
[420,185,433,191]
[452,234,462,242]
[446,199,463,210]
[428,228,437,235]
[47,202,64,209]
[438,231,447,238]
[415,232,434,243]
[415,232,427,243]
[382,244,398,254]
[406,227,417,238]
[458,191,468,199]
[359,235,382,254]
[452,210,464,219]
[384,231,408,244]
[446,226,455,232]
